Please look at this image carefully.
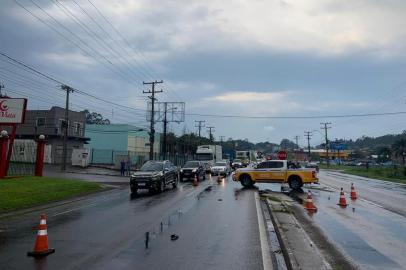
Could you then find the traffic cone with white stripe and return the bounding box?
[193,174,199,186]
[350,183,357,200]
[337,188,348,207]
[27,214,55,257]
[304,190,317,211]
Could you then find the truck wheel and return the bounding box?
[240,174,253,187]
[288,176,302,190]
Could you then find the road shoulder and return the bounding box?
[262,191,356,270]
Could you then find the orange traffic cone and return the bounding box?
[193,174,199,186]
[27,214,55,257]
[337,188,348,207]
[304,190,317,211]
[350,183,357,200]
[217,175,223,183]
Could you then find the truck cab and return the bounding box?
[196,145,222,173]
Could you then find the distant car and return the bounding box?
[180,161,206,181]
[130,160,178,194]
[232,159,243,170]
[211,161,231,176]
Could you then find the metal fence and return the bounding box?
[8,140,36,176]
[89,148,194,168]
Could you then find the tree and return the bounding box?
[280,139,296,150]
[392,138,406,165]
[376,146,391,163]
[82,110,111,125]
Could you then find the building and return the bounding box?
[85,124,160,165]
[3,106,88,164]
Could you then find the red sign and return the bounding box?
[277,151,287,160]
[0,98,27,124]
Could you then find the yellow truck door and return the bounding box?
[252,161,272,180]
[266,161,286,181]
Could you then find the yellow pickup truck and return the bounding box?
[232,160,318,189]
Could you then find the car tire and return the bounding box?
[157,180,165,193]
[172,177,178,189]
[130,187,137,194]
[240,174,253,187]
[288,176,302,190]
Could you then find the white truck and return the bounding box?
[235,150,258,167]
[196,145,223,173]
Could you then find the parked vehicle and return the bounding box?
[233,160,319,190]
[130,160,178,194]
[211,161,231,176]
[305,162,319,172]
[195,145,223,173]
[231,159,243,170]
[180,160,206,181]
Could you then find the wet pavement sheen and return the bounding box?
[0,175,264,270]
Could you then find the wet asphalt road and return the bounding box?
[305,170,406,270]
[0,175,264,270]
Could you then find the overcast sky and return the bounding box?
[1,0,406,146]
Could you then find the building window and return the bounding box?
[36,117,45,127]
[74,122,82,136]
[58,119,67,134]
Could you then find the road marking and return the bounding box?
[52,203,97,217]
[255,192,273,270]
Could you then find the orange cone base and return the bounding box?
[337,203,348,207]
[27,248,55,257]
[304,205,317,211]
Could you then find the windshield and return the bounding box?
[140,161,163,171]
[233,159,241,163]
[184,161,199,167]
[214,162,227,166]
[196,153,213,161]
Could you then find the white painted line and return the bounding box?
[52,202,97,217]
[255,192,273,270]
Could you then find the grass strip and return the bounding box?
[0,176,103,213]
[320,164,406,184]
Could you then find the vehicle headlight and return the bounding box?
[192,169,197,172]
[180,169,183,173]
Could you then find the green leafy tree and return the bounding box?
[82,110,110,125]
[392,139,406,165]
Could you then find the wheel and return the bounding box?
[130,187,137,194]
[203,172,206,180]
[157,180,165,193]
[172,177,178,189]
[240,174,253,187]
[288,177,302,190]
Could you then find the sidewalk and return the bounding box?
[44,164,130,184]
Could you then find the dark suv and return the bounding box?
[130,160,178,194]
[180,161,205,181]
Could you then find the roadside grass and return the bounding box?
[320,164,406,184]
[0,176,103,213]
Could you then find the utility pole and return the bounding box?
[304,131,312,160]
[0,82,4,97]
[293,135,300,150]
[195,120,205,138]
[207,126,215,142]
[143,80,163,160]
[321,122,332,166]
[61,85,74,171]
[162,102,168,160]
